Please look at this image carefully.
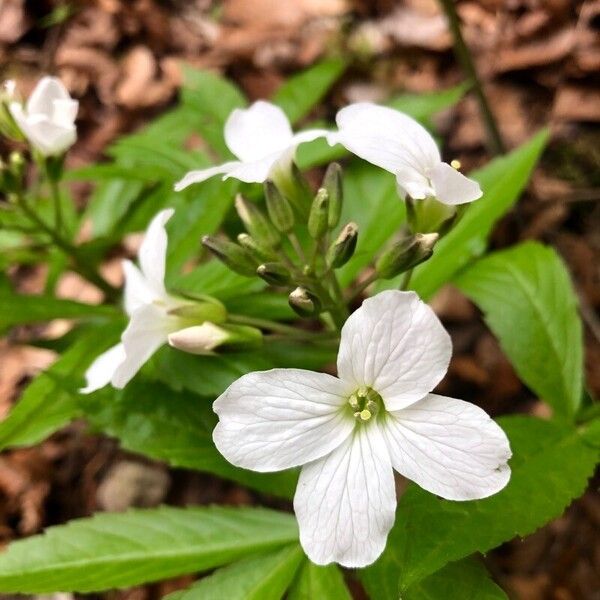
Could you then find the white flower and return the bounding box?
[329,102,482,205]
[174,100,327,190]
[9,76,78,156]
[82,209,201,393]
[213,290,511,568]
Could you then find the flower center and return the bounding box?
[348,387,383,423]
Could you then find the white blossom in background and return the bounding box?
[328,102,483,205]
[81,209,224,393]
[9,76,78,156]
[213,290,511,567]
[174,100,327,190]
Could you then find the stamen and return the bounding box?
[348,387,383,423]
[450,159,461,170]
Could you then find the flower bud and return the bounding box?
[168,323,262,354]
[376,232,439,279]
[326,222,358,269]
[202,235,258,277]
[256,262,292,286]
[308,188,329,240]
[264,180,295,233]
[167,298,227,324]
[235,194,281,248]
[237,233,278,263]
[323,163,343,228]
[288,286,322,317]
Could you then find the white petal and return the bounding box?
[122,260,157,315]
[213,369,354,472]
[382,393,511,500]
[52,99,78,127]
[111,304,176,388]
[80,343,126,394]
[337,291,451,411]
[174,162,241,191]
[430,162,483,205]
[138,208,174,295]
[224,101,293,162]
[27,76,71,118]
[335,102,441,179]
[222,152,287,183]
[294,422,396,568]
[289,128,332,146]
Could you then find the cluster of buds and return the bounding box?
[203,163,358,321]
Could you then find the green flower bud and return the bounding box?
[308,188,329,240]
[168,323,262,354]
[376,232,439,279]
[235,194,281,248]
[264,180,295,233]
[167,297,227,324]
[288,286,322,317]
[202,235,258,277]
[256,262,292,286]
[326,222,358,269]
[323,162,343,228]
[237,233,279,263]
[406,197,456,235]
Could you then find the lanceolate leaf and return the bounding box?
[377,130,549,298]
[81,381,298,499]
[454,242,583,417]
[0,506,298,593]
[166,545,304,600]
[360,416,600,598]
[0,324,121,451]
[402,557,508,600]
[288,561,351,600]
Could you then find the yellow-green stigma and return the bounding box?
[348,387,383,423]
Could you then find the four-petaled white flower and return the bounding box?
[329,102,483,205]
[213,290,511,568]
[9,76,78,156]
[174,100,327,190]
[82,209,224,393]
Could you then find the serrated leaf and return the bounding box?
[81,380,297,499]
[0,291,117,332]
[401,557,508,600]
[377,130,549,298]
[0,506,298,593]
[454,242,583,417]
[273,59,346,124]
[288,561,351,600]
[0,325,122,451]
[361,416,599,597]
[166,545,303,600]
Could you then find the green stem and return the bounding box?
[49,177,62,234]
[229,313,336,339]
[288,232,308,266]
[349,271,379,303]
[15,194,119,301]
[399,268,414,291]
[438,0,505,155]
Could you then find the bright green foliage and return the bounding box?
[378,130,549,297]
[402,557,508,600]
[81,380,298,498]
[455,242,583,417]
[273,59,346,123]
[0,506,298,593]
[0,290,117,332]
[288,561,351,600]
[0,324,121,451]
[166,545,304,600]
[360,416,600,598]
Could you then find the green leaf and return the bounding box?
[273,59,346,124]
[402,557,508,600]
[0,291,117,332]
[0,325,122,451]
[288,561,351,600]
[166,545,304,600]
[81,380,297,499]
[378,130,549,298]
[0,506,298,593]
[454,242,583,417]
[361,416,599,598]
[337,163,405,286]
